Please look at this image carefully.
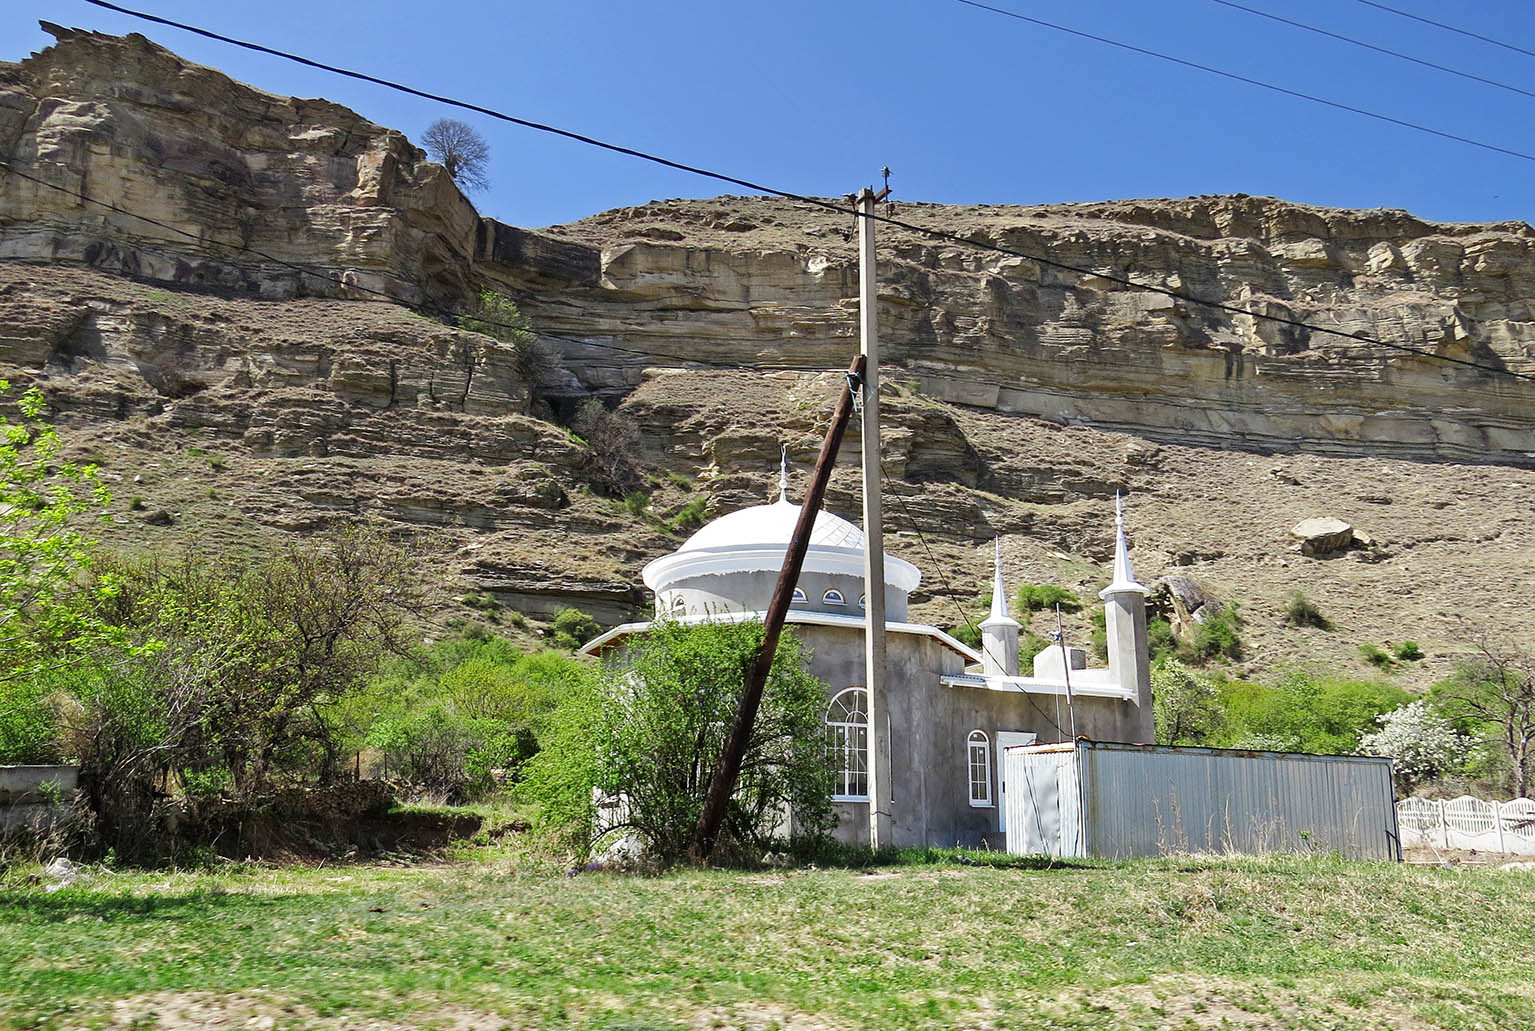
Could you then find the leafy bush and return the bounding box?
[1213,673,1409,755]
[456,291,548,381]
[666,496,709,534]
[1152,656,1221,746]
[0,679,63,764]
[947,621,982,649]
[551,608,601,651]
[1393,641,1424,661]
[1187,603,1243,662]
[621,490,649,517]
[1359,643,1394,669]
[521,620,833,864]
[572,398,642,495]
[1358,700,1468,792]
[353,636,587,799]
[1015,584,1081,613]
[1282,591,1331,630]
[1147,617,1177,661]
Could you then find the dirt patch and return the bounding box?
[105,992,510,1030]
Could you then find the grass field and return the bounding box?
[2,849,1533,1030]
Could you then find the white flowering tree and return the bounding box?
[1359,700,1469,792]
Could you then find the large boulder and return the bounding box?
[1291,517,1354,556]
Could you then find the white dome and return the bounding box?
[678,498,865,553]
[643,497,922,595]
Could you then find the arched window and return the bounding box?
[670,595,686,613]
[825,688,869,801]
[791,587,808,605]
[858,593,867,611]
[823,589,846,607]
[967,731,992,807]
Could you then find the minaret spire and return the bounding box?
[778,444,789,504]
[988,536,1010,621]
[979,536,1020,677]
[1101,491,1148,598]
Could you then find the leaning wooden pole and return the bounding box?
[689,353,868,864]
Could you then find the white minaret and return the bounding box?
[979,537,1021,677]
[1098,493,1154,742]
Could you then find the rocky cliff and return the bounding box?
[1,25,1533,687]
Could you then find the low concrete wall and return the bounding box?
[0,765,81,832]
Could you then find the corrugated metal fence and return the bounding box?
[1005,742,1400,861]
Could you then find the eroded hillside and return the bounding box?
[2,25,1534,688]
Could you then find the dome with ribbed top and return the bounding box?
[641,456,921,597]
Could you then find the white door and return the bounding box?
[995,731,1038,831]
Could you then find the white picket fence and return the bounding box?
[1396,796,1535,855]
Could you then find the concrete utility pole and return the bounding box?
[858,186,894,849]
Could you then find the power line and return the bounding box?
[944,0,1535,164]
[878,458,1070,739]
[1211,0,1535,100]
[1356,0,1535,62]
[0,158,830,375]
[40,3,1535,384]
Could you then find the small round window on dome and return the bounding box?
[791,587,807,604]
[858,594,866,610]
[823,589,846,606]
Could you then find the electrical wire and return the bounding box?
[878,458,1070,740]
[945,0,1535,163]
[0,158,834,376]
[1355,0,1535,62]
[70,0,1535,386]
[1210,0,1535,100]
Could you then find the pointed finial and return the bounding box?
[1101,491,1149,598]
[982,535,1018,626]
[778,444,789,503]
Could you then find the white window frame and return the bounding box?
[791,586,807,605]
[858,593,866,611]
[823,589,846,607]
[966,730,993,808]
[825,688,870,801]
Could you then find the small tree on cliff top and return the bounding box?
[422,118,490,192]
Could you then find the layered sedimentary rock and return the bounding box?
[0,24,478,303]
[1,27,1534,683]
[488,195,1535,466]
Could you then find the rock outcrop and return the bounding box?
[1,27,1534,685]
[489,195,1535,466]
[0,24,478,303]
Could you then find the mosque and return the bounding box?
[582,460,1155,849]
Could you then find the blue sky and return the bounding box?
[7,0,1535,229]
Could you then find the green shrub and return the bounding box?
[1393,640,1424,661]
[521,620,833,864]
[1359,643,1394,669]
[207,455,224,472]
[621,490,649,517]
[1147,617,1176,661]
[666,496,709,534]
[0,679,63,764]
[128,496,146,511]
[1213,672,1409,755]
[1015,584,1081,613]
[1186,603,1242,663]
[353,636,589,799]
[551,608,601,651]
[1282,591,1331,630]
[947,621,982,649]
[1090,608,1108,662]
[1152,656,1221,746]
